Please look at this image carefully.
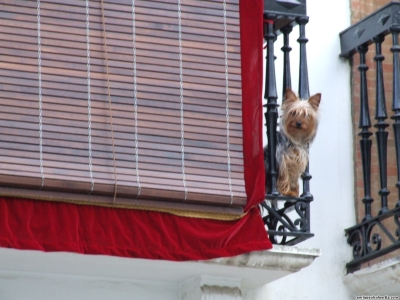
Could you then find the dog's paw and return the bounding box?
[283,190,299,197]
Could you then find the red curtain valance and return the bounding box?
[0,196,270,261]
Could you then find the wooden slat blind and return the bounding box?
[0,0,246,215]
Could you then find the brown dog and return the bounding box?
[275,88,321,197]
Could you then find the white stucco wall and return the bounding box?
[0,274,179,300]
[0,249,181,300]
[249,0,356,299]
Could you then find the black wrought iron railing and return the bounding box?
[261,0,314,246]
[340,2,400,272]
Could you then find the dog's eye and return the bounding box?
[291,112,296,117]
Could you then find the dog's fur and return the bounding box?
[266,88,321,197]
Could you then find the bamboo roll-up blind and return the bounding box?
[0,0,246,215]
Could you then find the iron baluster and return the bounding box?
[358,44,374,221]
[281,25,293,98]
[391,26,400,209]
[264,14,279,197]
[296,16,312,199]
[296,16,310,100]
[373,34,390,215]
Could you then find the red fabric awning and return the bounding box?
[0,196,270,260]
[0,0,272,260]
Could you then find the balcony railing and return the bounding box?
[340,2,400,272]
[261,0,314,246]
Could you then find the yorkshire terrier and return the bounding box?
[266,88,321,197]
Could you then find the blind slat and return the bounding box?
[0,0,247,214]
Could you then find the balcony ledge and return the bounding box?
[0,245,320,291]
[206,245,321,288]
[343,256,400,296]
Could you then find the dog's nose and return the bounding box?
[296,121,302,128]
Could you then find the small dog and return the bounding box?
[266,88,321,197]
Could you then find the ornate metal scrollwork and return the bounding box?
[346,206,400,271]
[394,210,400,239]
[293,201,308,231]
[261,198,313,245]
[347,229,363,259]
[366,221,383,253]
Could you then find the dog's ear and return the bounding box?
[308,93,321,110]
[284,88,298,104]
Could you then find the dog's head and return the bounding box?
[280,88,321,145]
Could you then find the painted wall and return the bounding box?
[248,0,356,299]
[0,275,178,300]
[0,248,181,300]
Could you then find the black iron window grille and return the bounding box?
[261,0,314,246]
[340,2,400,272]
